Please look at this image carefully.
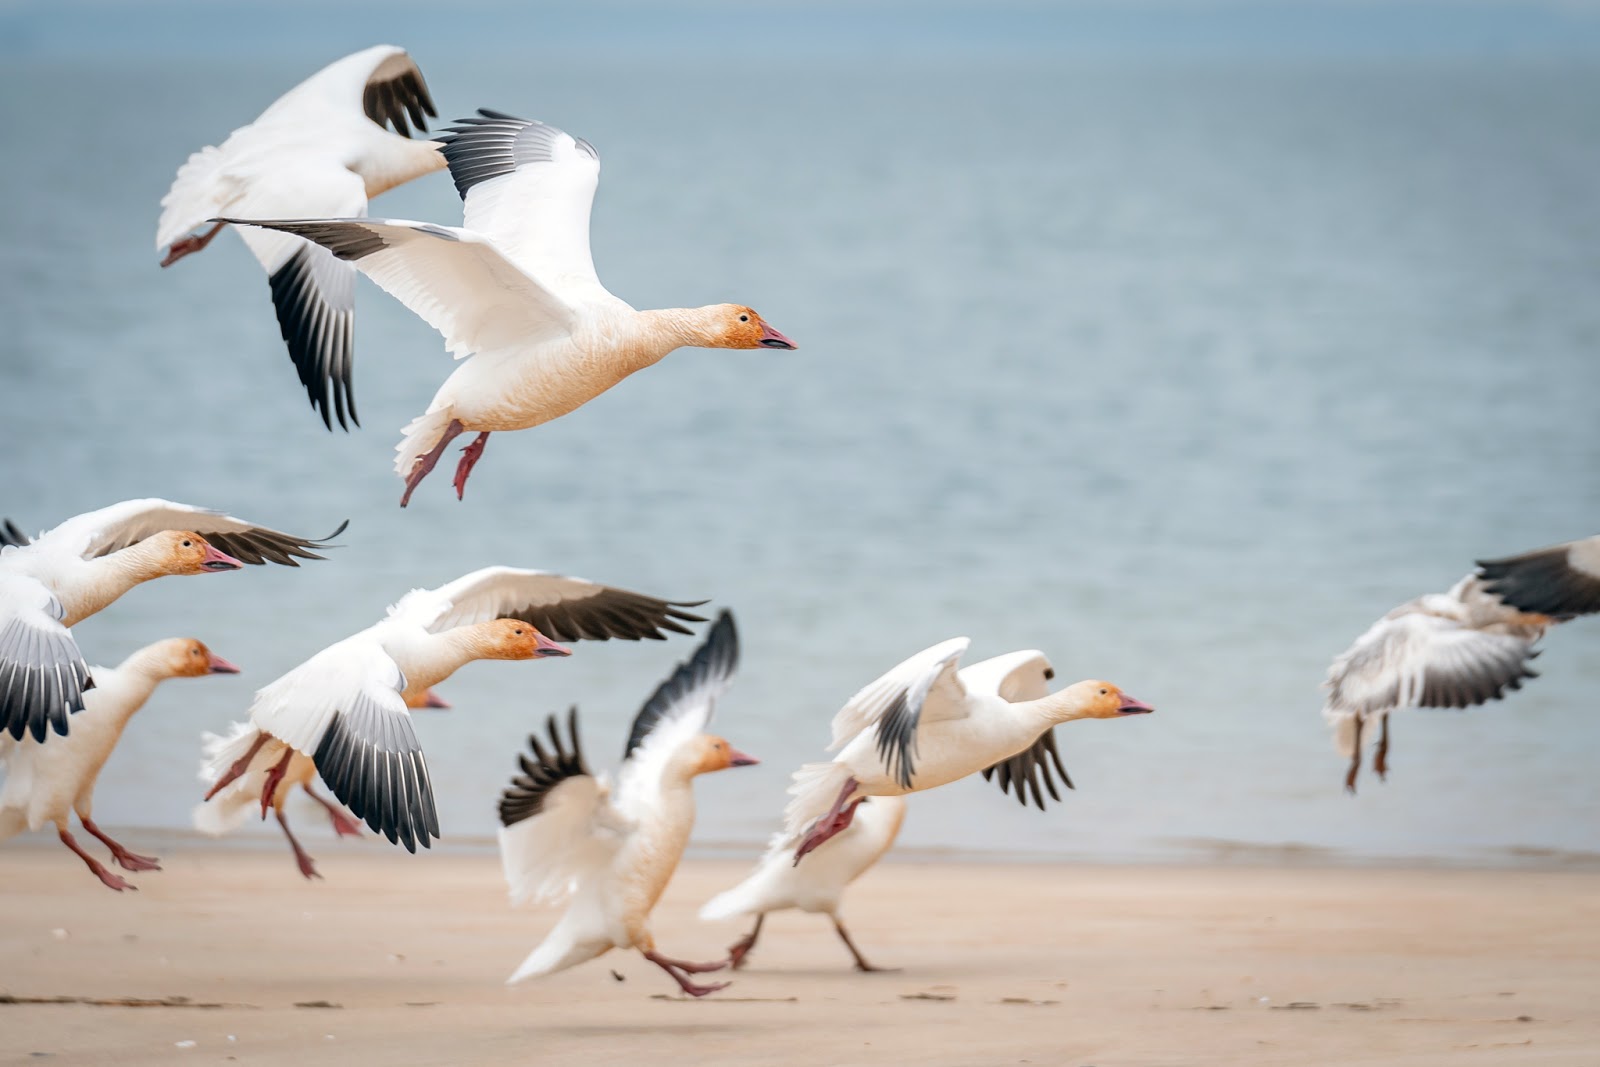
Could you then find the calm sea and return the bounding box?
[1,52,1596,865]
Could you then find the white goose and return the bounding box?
[497,611,758,997]
[701,794,906,973]
[0,500,341,744]
[0,638,240,891]
[197,567,706,863]
[225,107,797,506]
[783,640,1152,862]
[158,45,446,430]
[1324,543,1599,792]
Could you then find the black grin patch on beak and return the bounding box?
[759,338,795,349]
[202,561,241,571]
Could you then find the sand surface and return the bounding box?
[1,840,1597,1066]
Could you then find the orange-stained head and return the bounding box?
[474,618,572,661]
[1061,680,1155,720]
[158,638,241,678]
[146,530,245,575]
[689,734,761,776]
[703,304,797,351]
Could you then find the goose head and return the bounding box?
[147,531,246,575]
[705,305,797,351]
[689,734,760,776]
[473,619,572,661]
[1059,680,1154,720]
[160,638,241,679]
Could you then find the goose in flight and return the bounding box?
[0,500,342,744]
[498,611,758,997]
[197,567,706,859]
[225,108,797,506]
[158,45,446,430]
[701,794,905,973]
[1325,540,1599,791]
[0,638,239,891]
[783,641,1151,863]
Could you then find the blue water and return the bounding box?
[1,50,1597,865]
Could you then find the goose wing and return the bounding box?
[959,650,1075,808]
[0,575,91,743]
[249,632,438,852]
[496,707,627,905]
[407,566,705,640]
[1477,535,1600,620]
[41,498,345,566]
[829,637,970,790]
[436,109,605,302]
[1324,608,1541,716]
[614,611,739,818]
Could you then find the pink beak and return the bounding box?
[1117,694,1154,715]
[207,653,241,674]
[535,633,572,658]
[422,688,451,709]
[758,323,797,350]
[200,542,245,571]
[727,747,760,768]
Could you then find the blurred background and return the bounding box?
[1,1,1596,865]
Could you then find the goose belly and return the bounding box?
[851,718,1036,795]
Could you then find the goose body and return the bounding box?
[1324,548,1598,791]
[159,45,446,431]
[498,612,758,997]
[783,640,1152,862]
[0,639,239,890]
[228,109,796,505]
[701,794,906,972]
[194,566,705,870]
[0,500,340,743]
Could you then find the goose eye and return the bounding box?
[182,539,193,548]
[739,314,749,323]
[1099,688,1107,696]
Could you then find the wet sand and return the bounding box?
[2,840,1597,1065]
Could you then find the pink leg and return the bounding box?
[303,783,362,838]
[400,419,467,508]
[275,810,321,880]
[793,778,862,865]
[832,916,895,972]
[160,222,225,268]
[259,748,293,820]
[204,732,268,801]
[643,950,730,997]
[452,432,491,501]
[79,815,160,872]
[58,827,134,892]
[728,914,764,970]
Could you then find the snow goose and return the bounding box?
[0,500,342,744]
[701,795,905,973]
[225,107,798,506]
[158,45,445,430]
[194,686,449,880]
[0,638,239,891]
[196,567,706,865]
[783,640,1152,863]
[497,610,757,997]
[1477,534,1600,620]
[1324,550,1596,791]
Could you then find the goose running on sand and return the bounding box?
[158,45,445,430]
[195,687,448,879]
[196,567,706,863]
[1324,539,1599,792]
[0,500,341,744]
[0,639,240,891]
[497,611,757,998]
[783,640,1152,864]
[701,794,905,973]
[225,107,798,506]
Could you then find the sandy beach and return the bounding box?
[1,839,1596,1066]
